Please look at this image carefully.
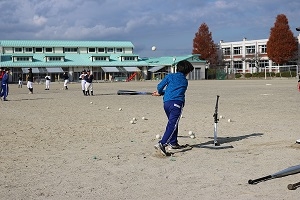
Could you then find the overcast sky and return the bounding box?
[0,0,300,57]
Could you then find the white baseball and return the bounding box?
[155,134,161,139]
[132,117,137,121]
[228,119,231,122]
[119,108,122,111]
[151,46,156,51]
[142,117,146,120]
[220,115,223,119]
[106,106,109,109]
[188,131,193,135]
[90,102,93,104]
[190,134,195,139]
[130,120,134,124]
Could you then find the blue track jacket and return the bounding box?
[157,72,188,103]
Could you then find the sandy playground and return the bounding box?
[1,78,300,200]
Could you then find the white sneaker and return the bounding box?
[296,139,300,144]
[154,143,167,156]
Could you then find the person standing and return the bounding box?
[0,68,10,101]
[0,67,5,93]
[18,74,23,88]
[297,75,300,92]
[27,68,34,94]
[79,70,87,95]
[63,72,69,90]
[45,74,51,90]
[84,69,94,96]
[152,60,194,156]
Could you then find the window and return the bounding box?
[16,57,30,61]
[116,48,123,53]
[222,48,230,55]
[35,47,43,53]
[249,60,256,68]
[25,48,33,52]
[246,46,255,54]
[107,48,114,53]
[94,56,108,61]
[64,48,77,52]
[233,61,243,69]
[88,48,96,53]
[98,48,105,53]
[233,47,242,55]
[45,48,53,53]
[259,60,269,68]
[259,45,267,53]
[123,56,136,61]
[49,57,62,61]
[14,48,22,53]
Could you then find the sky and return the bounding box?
[0,0,300,57]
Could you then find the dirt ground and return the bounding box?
[1,78,300,200]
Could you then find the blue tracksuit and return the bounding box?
[157,72,188,145]
[0,73,9,100]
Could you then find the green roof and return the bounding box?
[0,54,203,67]
[0,40,134,48]
[143,54,205,66]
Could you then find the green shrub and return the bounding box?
[244,73,252,78]
[280,71,293,77]
[275,73,281,77]
[235,73,242,78]
[252,73,259,77]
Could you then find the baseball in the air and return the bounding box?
[155,134,161,139]
[151,46,156,51]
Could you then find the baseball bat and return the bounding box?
[287,181,300,190]
[248,164,300,184]
[117,90,152,95]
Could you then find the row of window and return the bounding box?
[12,55,137,62]
[226,60,269,69]
[222,45,267,55]
[14,47,124,53]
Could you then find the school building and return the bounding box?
[0,40,206,83]
[218,37,298,74]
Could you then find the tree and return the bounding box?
[266,14,298,65]
[192,23,218,67]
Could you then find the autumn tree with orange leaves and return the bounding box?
[192,23,218,67]
[267,14,298,65]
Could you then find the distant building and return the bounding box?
[0,40,206,82]
[218,37,298,74]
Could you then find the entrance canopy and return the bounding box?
[122,67,141,72]
[101,67,120,72]
[22,68,40,73]
[46,67,64,73]
[22,67,64,73]
[148,66,165,72]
